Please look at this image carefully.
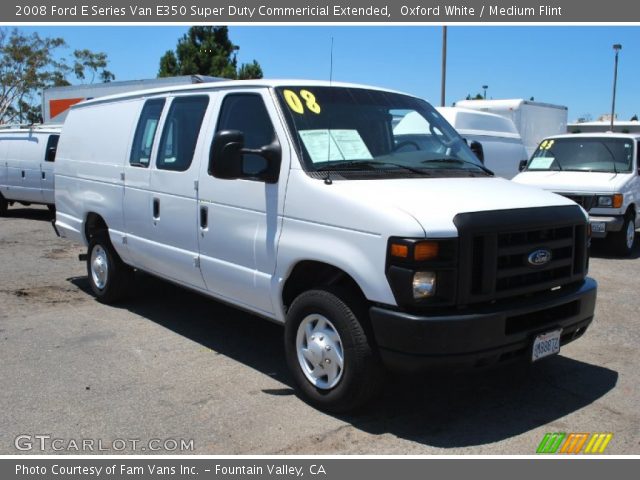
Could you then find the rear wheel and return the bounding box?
[87,235,133,304]
[284,288,383,412]
[0,195,7,216]
[608,214,636,257]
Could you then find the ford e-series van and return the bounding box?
[54,80,597,411]
[513,133,639,256]
[0,125,61,216]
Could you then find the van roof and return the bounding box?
[70,79,411,110]
[436,107,521,139]
[0,124,62,134]
[544,132,640,141]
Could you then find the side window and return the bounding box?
[156,96,209,172]
[44,135,59,162]
[130,98,165,167]
[215,94,275,176]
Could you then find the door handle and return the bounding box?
[21,170,25,178]
[152,198,160,219]
[42,172,45,180]
[200,205,208,230]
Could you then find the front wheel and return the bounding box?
[608,214,636,257]
[284,288,383,412]
[0,194,7,216]
[87,235,133,304]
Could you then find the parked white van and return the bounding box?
[513,133,639,256]
[0,125,61,216]
[54,80,597,411]
[436,107,528,178]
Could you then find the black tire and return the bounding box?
[47,204,56,215]
[0,194,7,217]
[608,214,636,257]
[284,288,383,413]
[86,234,134,304]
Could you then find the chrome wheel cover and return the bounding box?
[296,314,344,390]
[626,220,635,250]
[90,245,108,290]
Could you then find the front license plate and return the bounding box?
[591,221,606,233]
[532,329,562,362]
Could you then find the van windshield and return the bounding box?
[526,137,635,173]
[275,86,490,178]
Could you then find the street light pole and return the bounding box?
[441,26,447,107]
[610,44,622,132]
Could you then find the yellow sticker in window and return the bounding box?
[539,140,548,150]
[283,89,321,115]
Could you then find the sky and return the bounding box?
[16,25,640,122]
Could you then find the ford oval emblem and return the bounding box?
[528,248,552,266]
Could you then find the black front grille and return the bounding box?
[558,194,596,212]
[454,206,589,306]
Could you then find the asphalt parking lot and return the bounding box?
[1,205,638,455]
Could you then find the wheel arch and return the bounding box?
[281,260,369,315]
[84,212,109,244]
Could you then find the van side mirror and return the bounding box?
[519,159,528,172]
[209,130,282,183]
[470,141,484,164]
[210,130,244,180]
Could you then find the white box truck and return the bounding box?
[455,99,568,158]
[0,124,61,215]
[53,80,597,411]
[513,133,640,256]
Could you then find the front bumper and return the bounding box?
[370,277,597,372]
[589,215,624,238]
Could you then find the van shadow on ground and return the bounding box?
[2,206,53,222]
[69,274,618,450]
[589,235,640,260]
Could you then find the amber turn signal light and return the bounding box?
[613,194,623,209]
[414,241,439,261]
[390,243,409,258]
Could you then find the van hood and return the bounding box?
[330,176,578,237]
[512,170,629,194]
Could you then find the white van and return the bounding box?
[513,133,640,256]
[436,107,528,178]
[54,80,597,411]
[0,125,61,216]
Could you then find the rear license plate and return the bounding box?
[591,221,606,233]
[532,329,562,362]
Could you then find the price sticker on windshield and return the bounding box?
[283,89,321,115]
[540,139,554,150]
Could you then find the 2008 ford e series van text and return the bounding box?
[53,80,597,411]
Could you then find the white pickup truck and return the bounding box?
[513,133,639,256]
[53,80,597,411]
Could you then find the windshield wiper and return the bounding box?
[316,160,427,175]
[421,158,494,175]
[599,142,619,174]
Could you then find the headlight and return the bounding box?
[413,272,436,299]
[597,194,623,208]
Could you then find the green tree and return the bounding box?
[465,93,484,100]
[0,28,114,124]
[158,26,263,80]
[72,49,115,84]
